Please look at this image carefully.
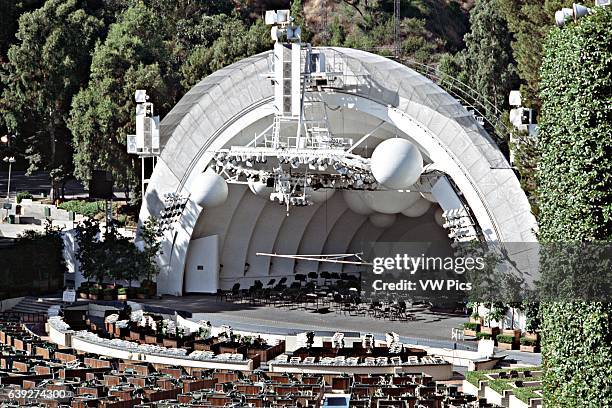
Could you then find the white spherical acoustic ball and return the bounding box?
[342,190,373,215]
[248,179,273,198]
[369,213,396,228]
[401,197,432,218]
[434,207,445,227]
[191,170,228,208]
[420,192,437,203]
[308,188,336,203]
[362,190,420,214]
[371,138,423,190]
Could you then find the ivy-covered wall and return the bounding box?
[537,7,611,406]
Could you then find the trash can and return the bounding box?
[44,207,51,217]
[8,214,15,224]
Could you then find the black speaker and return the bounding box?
[89,170,113,199]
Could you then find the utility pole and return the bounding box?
[394,0,401,58]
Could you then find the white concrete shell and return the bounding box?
[139,47,537,296]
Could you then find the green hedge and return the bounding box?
[520,337,537,346]
[463,322,480,330]
[496,334,514,344]
[16,191,33,203]
[58,200,104,217]
[513,386,542,404]
[465,366,541,387]
[537,7,612,407]
[476,332,491,340]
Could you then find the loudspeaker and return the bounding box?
[89,170,113,199]
[555,8,573,27]
[573,3,591,20]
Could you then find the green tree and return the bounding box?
[460,0,518,116]
[68,3,175,196]
[139,216,162,284]
[499,0,574,109]
[179,17,271,89]
[1,0,103,200]
[536,7,612,406]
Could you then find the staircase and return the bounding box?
[7,296,65,315]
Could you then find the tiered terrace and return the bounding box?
[0,314,512,407]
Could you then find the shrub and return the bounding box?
[16,191,33,203]
[59,200,104,217]
[496,334,514,344]
[476,332,491,340]
[520,337,537,346]
[464,322,480,330]
[89,288,100,295]
[513,386,542,404]
[537,8,612,406]
[117,288,127,295]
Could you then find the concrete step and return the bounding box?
[8,296,64,314]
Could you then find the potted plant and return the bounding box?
[463,322,481,337]
[520,337,539,353]
[502,327,521,344]
[117,287,128,301]
[78,287,89,299]
[523,301,540,341]
[496,334,515,350]
[88,288,100,300]
[482,302,506,337]
[136,287,149,300]
[103,288,115,301]
[476,332,492,341]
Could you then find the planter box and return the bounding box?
[117,294,128,301]
[103,295,114,301]
[524,332,539,341]
[520,344,539,353]
[481,327,500,337]
[79,292,89,299]
[163,338,182,348]
[88,293,99,300]
[145,335,163,345]
[114,327,129,338]
[470,316,484,325]
[503,329,521,344]
[498,342,514,350]
[464,329,478,337]
[130,331,145,342]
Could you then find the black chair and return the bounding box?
[320,271,332,286]
[307,272,318,283]
[266,278,276,287]
[294,274,307,285]
[228,283,241,302]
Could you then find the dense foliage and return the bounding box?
[536,7,612,406]
[0,223,66,299]
[74,216,161,286]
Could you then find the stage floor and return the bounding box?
[136,295,542,367]
[139,294,466,344]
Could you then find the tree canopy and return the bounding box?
[1,0,103,199]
